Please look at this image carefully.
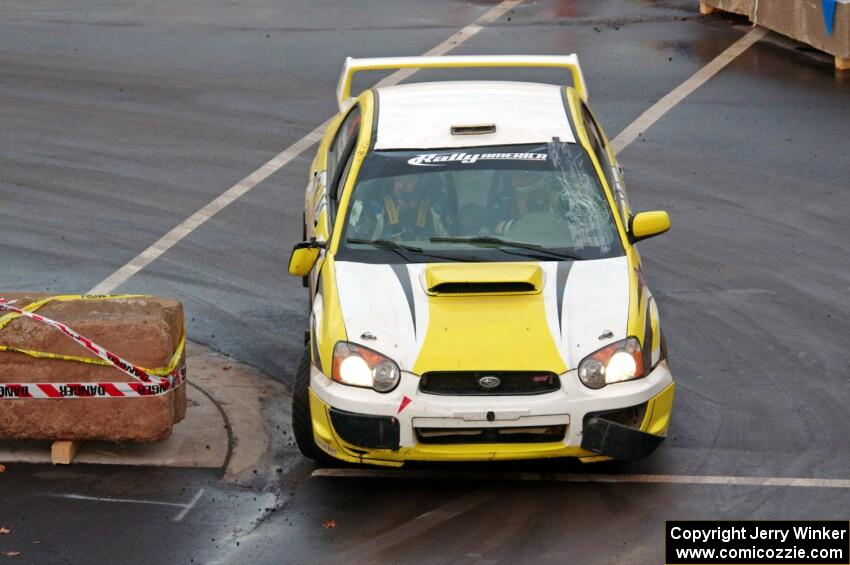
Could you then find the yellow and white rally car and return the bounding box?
[288,55,674,466]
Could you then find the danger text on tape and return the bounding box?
[0,295,186,400]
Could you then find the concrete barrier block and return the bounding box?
[0,294,187,442]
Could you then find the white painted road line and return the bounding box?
[322,490,494,563]
[42,488,205,522]
[611,26,769,155]
[311,468,850,489]
[45,493,186,507]
[86,126,327,294]
[172,488,206,522]
[373,0,522,87]
[86,0,522,295]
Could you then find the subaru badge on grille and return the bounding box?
[477,375,501,389]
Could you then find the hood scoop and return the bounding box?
[423,263,543,296]
[430,281,535,294]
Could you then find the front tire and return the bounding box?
[291,345,333,463]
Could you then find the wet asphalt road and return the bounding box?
[1,1,849,563]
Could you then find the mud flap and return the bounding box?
[580,416,665,461]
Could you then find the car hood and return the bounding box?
[333,257,630,374]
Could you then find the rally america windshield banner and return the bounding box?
[358,143,589,180]
[407,150,548,166]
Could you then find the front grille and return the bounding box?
[419,371,560,396]
[415,425,567,444]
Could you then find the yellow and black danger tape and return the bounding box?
[0,294,186,399]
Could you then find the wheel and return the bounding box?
[291,344,334,463]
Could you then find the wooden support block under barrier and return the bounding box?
[699,1,717,15]
[837,57,850,71]
[51,440,81,464]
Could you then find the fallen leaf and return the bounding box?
[3,551,20,557]
[0,527,10,534]
[322,519,336,529]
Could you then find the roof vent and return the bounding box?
[450,124,496,136]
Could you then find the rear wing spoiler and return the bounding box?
[335,54,587,111]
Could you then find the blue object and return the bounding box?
[822,0,836,35]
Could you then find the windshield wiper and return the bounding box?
[347,238,423,253]
[347,237,483,263]
[430,236,582,261]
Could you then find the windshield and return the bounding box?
[336,142,623,263]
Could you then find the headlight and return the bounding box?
[332,341,400,393]
[577,337,644,389]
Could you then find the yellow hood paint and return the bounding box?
[412,263,566,374]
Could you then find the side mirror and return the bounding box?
[288,241,323,277]
[629,211,670,243]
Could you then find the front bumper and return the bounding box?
[308,361,675,466]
